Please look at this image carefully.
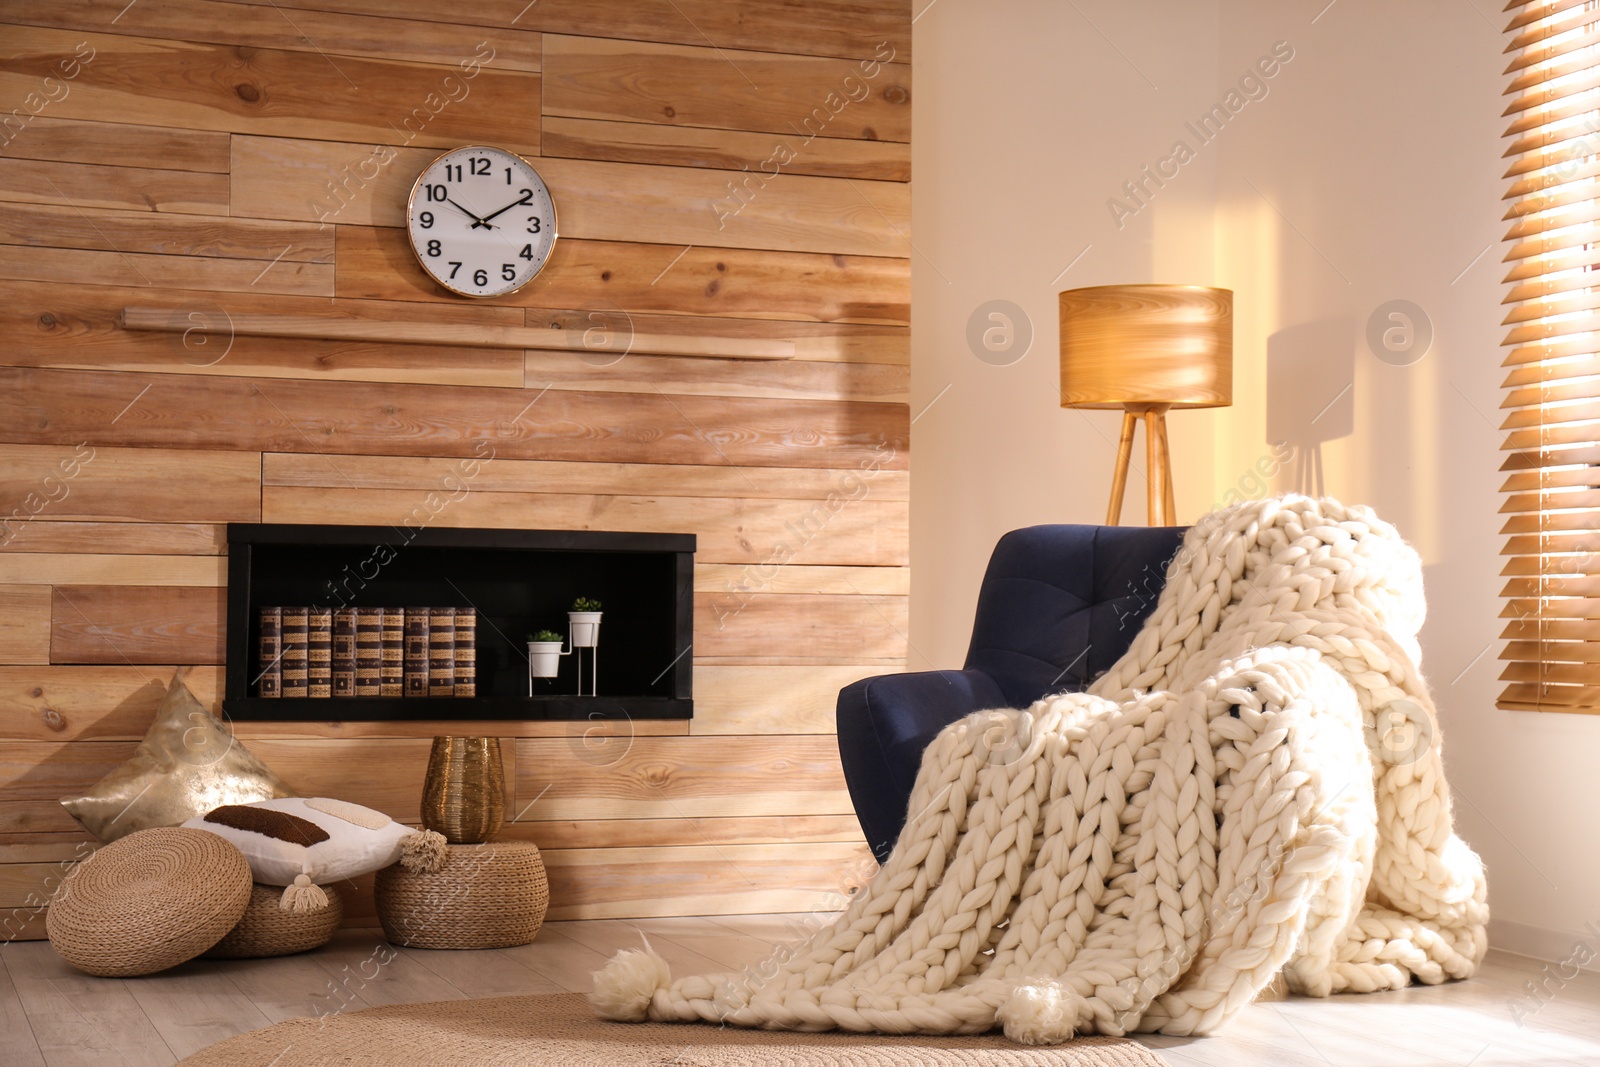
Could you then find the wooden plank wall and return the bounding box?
[0,0,909,934]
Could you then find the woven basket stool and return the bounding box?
[375,841,547,949]
[46,826,252,977]
[204,882,344,959]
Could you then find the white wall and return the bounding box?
[909,0,1220,672]
[911,0,1600,961]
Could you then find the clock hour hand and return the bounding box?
[446,198,491,229]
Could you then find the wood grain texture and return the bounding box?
[0,27,536,151]
[658,158,913,257]
[501,814,863,850]
[0,850,96,931]
[512,735,853,820]
[0,863,71,909]
[524,351,908,404]
[0,156,228,215]
[0,906,46,942]
[0,522,225,555]
[1,280,526,388]
[121,308,796,361]
[696,593,908,662]
[0,554,223,588]
[336,226,910,325]
[521,307,910,365]
[227,135,432,229]
[6,0,543,72]
[263,452,910,502]
[0,741,136,804]
[0,666,687,743]
[233,136,911,258]
[0,799,83,837]
[261,487,909,567]
[0,842,96,863]
[0,244,333,297]
[0,666,219,742]
[3,278,526,332]
[694,565,907,595]
[244,739,433,818]
[1,368,909,471]
[691,664,883,734]
[49,585,225,665]
[0,445,259,524]
[543,34,908,142]
[539,842,875,920]
[0,116,229,171]
[0,588,51,665]
[0,0,912,927]
[232,719,688,743]
[0,202,332,261]
[0,957,43,1059]
[541,116,909,182]
[208,0,910,62]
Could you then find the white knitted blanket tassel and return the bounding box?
[590,496,1489,1044]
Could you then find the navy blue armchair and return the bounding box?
[837,524,1187,861]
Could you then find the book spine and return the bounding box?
[428,607,456,698]
[403,608,430,697]
[453,607,477,698]
[281,607,310,698]
[256,606,282,698]
[331,607,357,698]
[307,608,333,698]
[379,606,404,697]
[355,607,382,698]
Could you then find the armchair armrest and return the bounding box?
[836,668,1010,862]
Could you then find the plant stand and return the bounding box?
[568,612,601,697]
[572,641,598,697]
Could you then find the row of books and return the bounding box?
[256,606,477,699]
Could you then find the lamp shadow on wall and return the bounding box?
[1266,317,1357,497]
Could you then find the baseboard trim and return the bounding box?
[1490,917,1600,974]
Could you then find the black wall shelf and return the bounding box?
[224,524,694,721]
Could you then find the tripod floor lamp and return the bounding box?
[1058,284,1233,526]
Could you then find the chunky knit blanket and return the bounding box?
[590,496,1489,1044]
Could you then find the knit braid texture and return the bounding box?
[589,495,1489,1044]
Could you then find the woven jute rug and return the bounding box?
[178,991,1169,1066]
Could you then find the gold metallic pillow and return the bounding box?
[60,671,293,842]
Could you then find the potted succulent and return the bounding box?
[525,629,567,684]
[568,597,603,648]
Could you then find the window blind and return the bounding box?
[1499,0,1600,713]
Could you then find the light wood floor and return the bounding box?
[2,916,1597,1065]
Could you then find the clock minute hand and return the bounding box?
[446,198,491,229]
[478,197,527,225]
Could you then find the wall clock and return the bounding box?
[405,145,557,298]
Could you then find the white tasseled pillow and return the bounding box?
[183,797,444,911]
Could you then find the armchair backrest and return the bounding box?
[963,524,1187,707]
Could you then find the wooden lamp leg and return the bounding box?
[1156,411,1175,524]
[1107,409,1137,525]
[1144,408,1162,526]
[1136,405,1173,526]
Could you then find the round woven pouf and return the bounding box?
[46,826,252,977]
[204,883,344,959]
[376,841,547,949]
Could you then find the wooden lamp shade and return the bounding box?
[1058,284,1233,526]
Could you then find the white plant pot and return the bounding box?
[568,611,602,648]
[527,641,565,679]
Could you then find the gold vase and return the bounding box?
[420,736,505,844]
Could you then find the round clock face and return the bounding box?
[405,145,557,298]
